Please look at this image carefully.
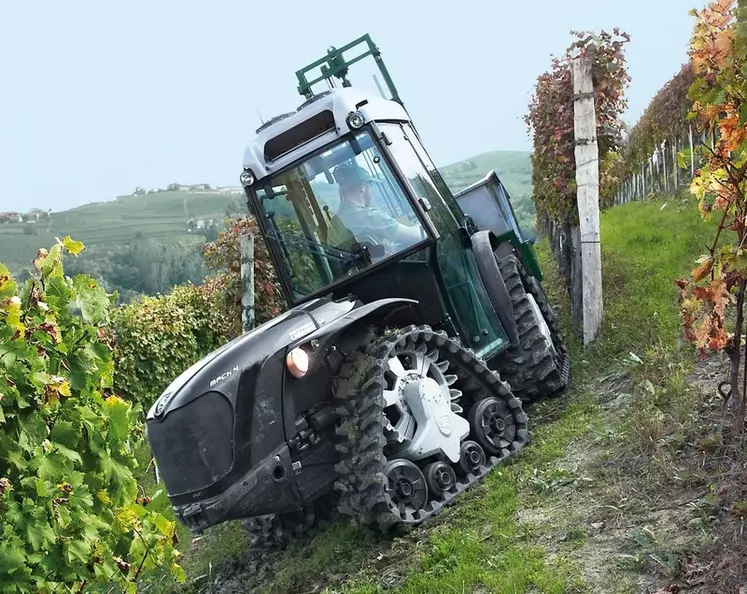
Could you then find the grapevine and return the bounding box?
[525,29,631,232]
[677,0,747,434]
[0,237,185,592]
[623,63,694,178]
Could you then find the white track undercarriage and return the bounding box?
[382,350,471,463]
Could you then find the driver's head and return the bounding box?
[333,162,378,207]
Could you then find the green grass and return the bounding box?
[135,194,717,594]
[590,198,717,361]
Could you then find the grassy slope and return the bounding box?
[0,152,533,274]
[142,196,721,593]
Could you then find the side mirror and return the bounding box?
[464,214,478,234]
[457,226,472,248]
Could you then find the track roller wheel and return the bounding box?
[424,461,457,499]
[469,396,517,456]
[384,459,429,519]
[456,440,486,477]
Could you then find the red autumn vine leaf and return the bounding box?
[692,255,715,282]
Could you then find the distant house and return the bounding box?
[216,186,243,194]
[166,183,212,193]
[24,208,50,222]
[0,211,22,223]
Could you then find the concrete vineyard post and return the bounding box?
[240,231,255,333]
[572,52,603,345]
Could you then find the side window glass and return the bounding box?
[381,124,460,236]
[403,124,467,225]
[437,234,506,358]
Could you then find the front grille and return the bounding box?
[148,391,234,496]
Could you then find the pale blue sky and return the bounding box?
[1,0,696,212]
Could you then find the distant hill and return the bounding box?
[0,189,242,276]
[441,150,532,199]
[0,151,534,275]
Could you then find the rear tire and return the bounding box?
[495,254,570,403]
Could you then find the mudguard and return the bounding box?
[471,230,520,346]
[292,297,418,374]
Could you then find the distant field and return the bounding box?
[1,191,239,274]
[1,151,534,273]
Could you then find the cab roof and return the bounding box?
[242,87,410,182]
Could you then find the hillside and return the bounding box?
[0,190,240,275]
[134,195,744,594]
[0,151,534,276]
[441,149,532,196]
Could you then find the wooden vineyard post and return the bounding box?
[240,231,255,333]
[689,125,695,178]
[572,52,603,345]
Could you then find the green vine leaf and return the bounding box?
[0,238,185,590]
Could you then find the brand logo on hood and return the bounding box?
[155,391,175,415]
[288,321,316,341]
[210,365,240,388]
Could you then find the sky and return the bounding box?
[0,0,697,213]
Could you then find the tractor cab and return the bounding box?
[242,85,509,359]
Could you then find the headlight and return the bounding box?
[346,111,365,130]
[286,347,310,378]
[240,169,256,187]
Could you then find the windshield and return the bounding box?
[253,129,428,301]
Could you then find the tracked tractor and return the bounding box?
[146,35,570,547]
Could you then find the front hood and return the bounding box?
[146,296,357,421]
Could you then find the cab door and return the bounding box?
[378,123,508,359]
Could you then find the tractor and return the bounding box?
[146,34,570,548]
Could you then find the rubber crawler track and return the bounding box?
[332,324,529,533]
[494,254,570,404]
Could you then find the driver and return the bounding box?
[331,161,423,252]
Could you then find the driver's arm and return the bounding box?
[391,220,424,245]
[361,209,424,247]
